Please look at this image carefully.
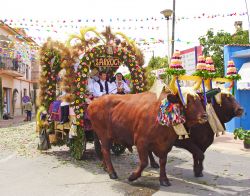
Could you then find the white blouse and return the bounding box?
[114,80,131,94]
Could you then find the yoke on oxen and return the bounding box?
[151,51,242,139]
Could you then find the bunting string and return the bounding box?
[0,11,247,26]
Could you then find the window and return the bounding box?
[26,65,29,80]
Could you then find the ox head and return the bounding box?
[213,91,244,123]
[166,87,208,128]
[198,87,244,123]
[165,76,208,128]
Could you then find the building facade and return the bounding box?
[0,21,39,118]
[224,45,250,132]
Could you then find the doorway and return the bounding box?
[3,88,11,114]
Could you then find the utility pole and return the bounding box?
[171,0,176,56]
[160,9,173,64]
[245,0,250,42]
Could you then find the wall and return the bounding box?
[1,24,37,117]
[1,74,13,88]
[0,74,33,116]
[31,59,40,83]
[224,45,250,132]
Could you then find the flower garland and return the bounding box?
[39,39,76,110]
[39,45,62,109]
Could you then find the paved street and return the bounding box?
[0,122,250,196]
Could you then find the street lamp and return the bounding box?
[161,9,173,64]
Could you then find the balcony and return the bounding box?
[0,56,26,77]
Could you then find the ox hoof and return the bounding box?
[151,162,160,169]
[128,173,139,182]
[160,179,171,187]
[194,172,203,177]
[109,172,118,179]
[103,166,108,172]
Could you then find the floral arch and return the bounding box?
[71,27,146,127]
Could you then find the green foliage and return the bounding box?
[68,126,86,160]
[193,70,220,79]
[145,56,169,90]
[225,74,241,81]
[199,29,249,77]
[124,73,136,93]
[233,128,250,144]
[148,56,168,69]
[166,68,186,76]
[124,73,131,81]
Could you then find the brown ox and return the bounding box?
[87,90,208,186]
[149,91,244,177]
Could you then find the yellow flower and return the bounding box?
[76,122,80,125]
[77,78,80,81]
[84,68,88,72]
[80,88,84,91]
[80,109,83,113]
[76,100,79,103]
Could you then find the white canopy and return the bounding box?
[237,62,250,90]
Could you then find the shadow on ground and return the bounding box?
[42,144,250,196]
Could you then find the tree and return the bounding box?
[199,29,249,76]
[148,56,168,69]
[145,56,169,90]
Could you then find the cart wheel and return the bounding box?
[94,133,102,160]
[111,143,126,156]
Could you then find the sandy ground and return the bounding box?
[0,122,249,196]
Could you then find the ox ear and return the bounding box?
[167,94,179,103]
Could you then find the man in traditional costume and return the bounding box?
[93,71,117,97]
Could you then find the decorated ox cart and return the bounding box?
[36,27,146,159]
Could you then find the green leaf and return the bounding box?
[199,29,249,77]
[166,68,186,76]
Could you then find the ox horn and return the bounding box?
[193,79,202,91]
[169,76,178,94]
